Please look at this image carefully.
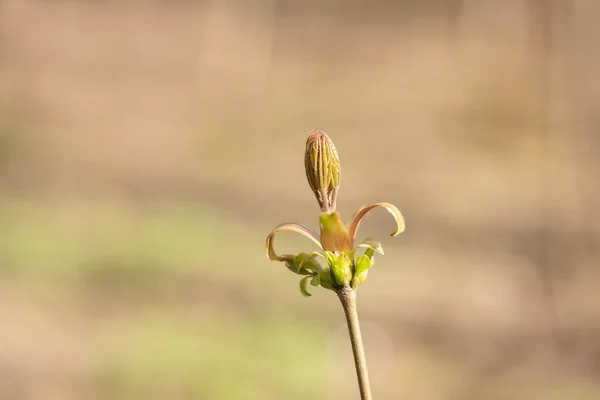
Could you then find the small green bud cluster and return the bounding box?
[324,246,377,290]
[296,243,380,297]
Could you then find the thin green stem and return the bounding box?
[337,286,372,400]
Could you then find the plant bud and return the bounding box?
[330,253,352,287]
[305,129,341,213]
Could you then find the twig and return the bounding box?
[337,286,372,400]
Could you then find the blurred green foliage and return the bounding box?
[0,199,331,399]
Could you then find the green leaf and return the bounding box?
[324,251,337,267]
[299,276,312,297]
[355,253,373,284]
[357,269,368,284]
[285,260,312,275]
[355,254,373,275]
[310,274,320,286]
[318,270,335,290]
[291,252,325,274]
[354,237,384,255]
[330,264,346,286]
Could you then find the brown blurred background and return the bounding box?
[1,0,599,399]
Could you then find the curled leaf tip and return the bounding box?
[299,276,312,297]
[266,222,322,262]
[347,202,405,242]
[354,237,384,255]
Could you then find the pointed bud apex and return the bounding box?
[305,129,341,213]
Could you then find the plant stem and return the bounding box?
[337,286,372,400]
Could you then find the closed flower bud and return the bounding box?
[305,129,341,213]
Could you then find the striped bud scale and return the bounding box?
[304,129,341,213]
